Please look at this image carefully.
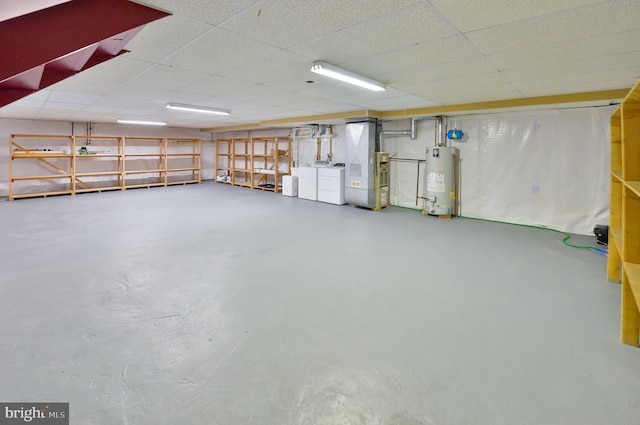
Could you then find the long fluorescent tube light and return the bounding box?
[117,119,167,126]
[311,61,386,92]
[166,103,230,115]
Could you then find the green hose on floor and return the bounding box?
[391,205,607,255]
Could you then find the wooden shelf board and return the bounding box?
[124,169,165,175]
[167,153,199,157]
[234,169,251,173]
[125,183,165,189]
[75,171,122,177]
[233,181,252,187]
[76,154,121,158]
[167,168,198,172]
[167,180,199,186]
[625,181,640,197]
[10,190,72,199]
[12,175,72,180]
[611,171,623,182]
[13,154,71,158]
[75,186,122,193]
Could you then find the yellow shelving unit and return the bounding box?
[215,138,232,183]
[608,78,640,346]
[9,134,201,200]
[215,137,292,192]
[232,138,252,187]
[251,137,291,192]
[165,138,202,186]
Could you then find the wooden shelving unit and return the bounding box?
[9,134,74,199]
[9,134,201,200]
[166,137,202,186]
[215,138,232,183]
[608,78,640,347]
[232,138,252,187]
[215,137,292,192]
[252,137,291,192]
[74,135,123,194]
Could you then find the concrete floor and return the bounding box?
[1,182,639,425]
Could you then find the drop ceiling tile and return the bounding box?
[218,85,292,103]
[259,93,339,109]
[48,77,126,97]
[0,107,42,119]
[118,107,159,116]
[47,91,100,104]
[346,36,479,77]
[70,112,118,123]
[36,110,78,120]
[486,29,640,71]
[287,4,455,63]
[503,51,640,82]
[126,65,208,90]
[388,57,498,86]
[513,68,640,96]
[141,0,261,25]
[221,0,421,49]
[164,29,279,74]
[3,100,44,110]
[179,76,257,97]
[396,74,513,100]
[18,90,51,102]
[465,0,640,55]
[75,57,153,83]
[83,105,123,114]
[123,15,213,63]
[42,102,87,111]
[425,86,523,104]
[218,51,313,84]
[355,95,437,109]
[430,0,606,32]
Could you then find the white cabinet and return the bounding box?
[295,167,318,201]
[317,167,345,205]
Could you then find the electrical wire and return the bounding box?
[390,205,607,255]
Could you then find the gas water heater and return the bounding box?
[423,145,458,216]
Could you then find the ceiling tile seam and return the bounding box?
[498,52,640,77]
[280,1,426,56]
[122,0,270,86]
[460,0,619,34]
[487,29,640,72]
[422,0,524,98]
[510,64,640,85]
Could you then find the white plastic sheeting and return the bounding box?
[382,106,615,235]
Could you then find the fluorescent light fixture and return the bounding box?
[166,103,230,115]
[117,119,167,126]
[311,61,386,92]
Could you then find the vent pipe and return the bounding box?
[378,116,431,148]
[436,115,447,146]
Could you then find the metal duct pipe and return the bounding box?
[436,115,447,146]
[379,116,431,147]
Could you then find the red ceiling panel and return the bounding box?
[0,0,171,108]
